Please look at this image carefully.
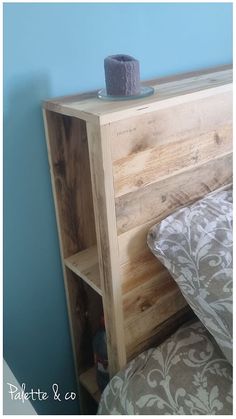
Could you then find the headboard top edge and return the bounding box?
[43,66,232,125]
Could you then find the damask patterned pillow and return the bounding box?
[98,320,232,415]
[147,185,233,364]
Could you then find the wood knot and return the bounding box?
[136,178,144,187]
[214,132,222,145]
[55,160,65,175]
[192,151,199,164]
[141,303,151,312]
[137,296,151,312]
[132,142,147,154]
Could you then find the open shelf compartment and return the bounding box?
[79,366,101,403]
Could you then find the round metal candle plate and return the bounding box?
[97,86,154,101]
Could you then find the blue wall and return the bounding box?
[3,2,232,415]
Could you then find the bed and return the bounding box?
[43,66,233,414]
[98,185,233,415]
[96,68,233,415]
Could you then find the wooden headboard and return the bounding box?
[44,65,233,381]
[111,70,232,357]
[110,67,233,362]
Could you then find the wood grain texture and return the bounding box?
[86,122,126,375]
[82,281,104,337]
[43,110,86,386]
[113,124,232,197]
[62,272,103,377]
[76,282,104,413]
[43,66,232,125]
[44,65,231,114]
[66,270,95,374]
[124,285,188,358]
[123,268,186,324]
[121,247,165,294]
[43,110,96,257]
[79,366,101,403]
[121,249,188,360]
[64,246,101,295]
[110,90,232,161]
[113,77,232,360]
[43,109,101,390]
[116,153,233,235]
[42,68,233,412]
[125,307,195,361]
[118,155,233,270]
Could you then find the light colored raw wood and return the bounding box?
[43,65,232,125]
[121,249,188,359]
[64,246,101,296]
[44,65,231,118]
[123,267,185,323]
[115,153,233,235]
[125,307,194,361]
[43,111,96,257]
[115,85,232,359]
[110,90,232,161]
[86,122,126,375]
[124,284,187,358]
[43,110,101,399]
[118,171,233,268]
[43,110,82,386]
[121,248,165,294]
[79,366,101,403]
[42,67,233,413]
[113,124,232,197]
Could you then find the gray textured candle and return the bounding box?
[104,54,140,96]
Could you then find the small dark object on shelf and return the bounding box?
[93,315,109,392]
[104,54,140,96]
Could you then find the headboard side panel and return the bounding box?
[111,88,233,361]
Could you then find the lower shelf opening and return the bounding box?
[79,366,101,403]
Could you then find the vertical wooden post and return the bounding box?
[42,109,81,382]
[86,122,127,375]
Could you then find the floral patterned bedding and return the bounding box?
[147,185,233,364]
[98,320,232,415]
[98,186,233,415]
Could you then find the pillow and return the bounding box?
[98,320,232,415]
[147,185,233,364]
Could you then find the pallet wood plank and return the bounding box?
[118,176,232,267]
[79,366,101,403]
[121,248,165,294]
[43,110,101,396]
[113,124,232,197]
[86,122,127,375]
[115,153,233,235]
[64,246,101,295]
[43,66,232,124]
[110,90,232,161]
[124,285,187,358]
[123,269,185,324]
[125,307,194,361]
[43,110,91,384]
[43,111,96,257]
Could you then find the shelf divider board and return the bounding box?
[79,366,101,403]
[64,246,102,295]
